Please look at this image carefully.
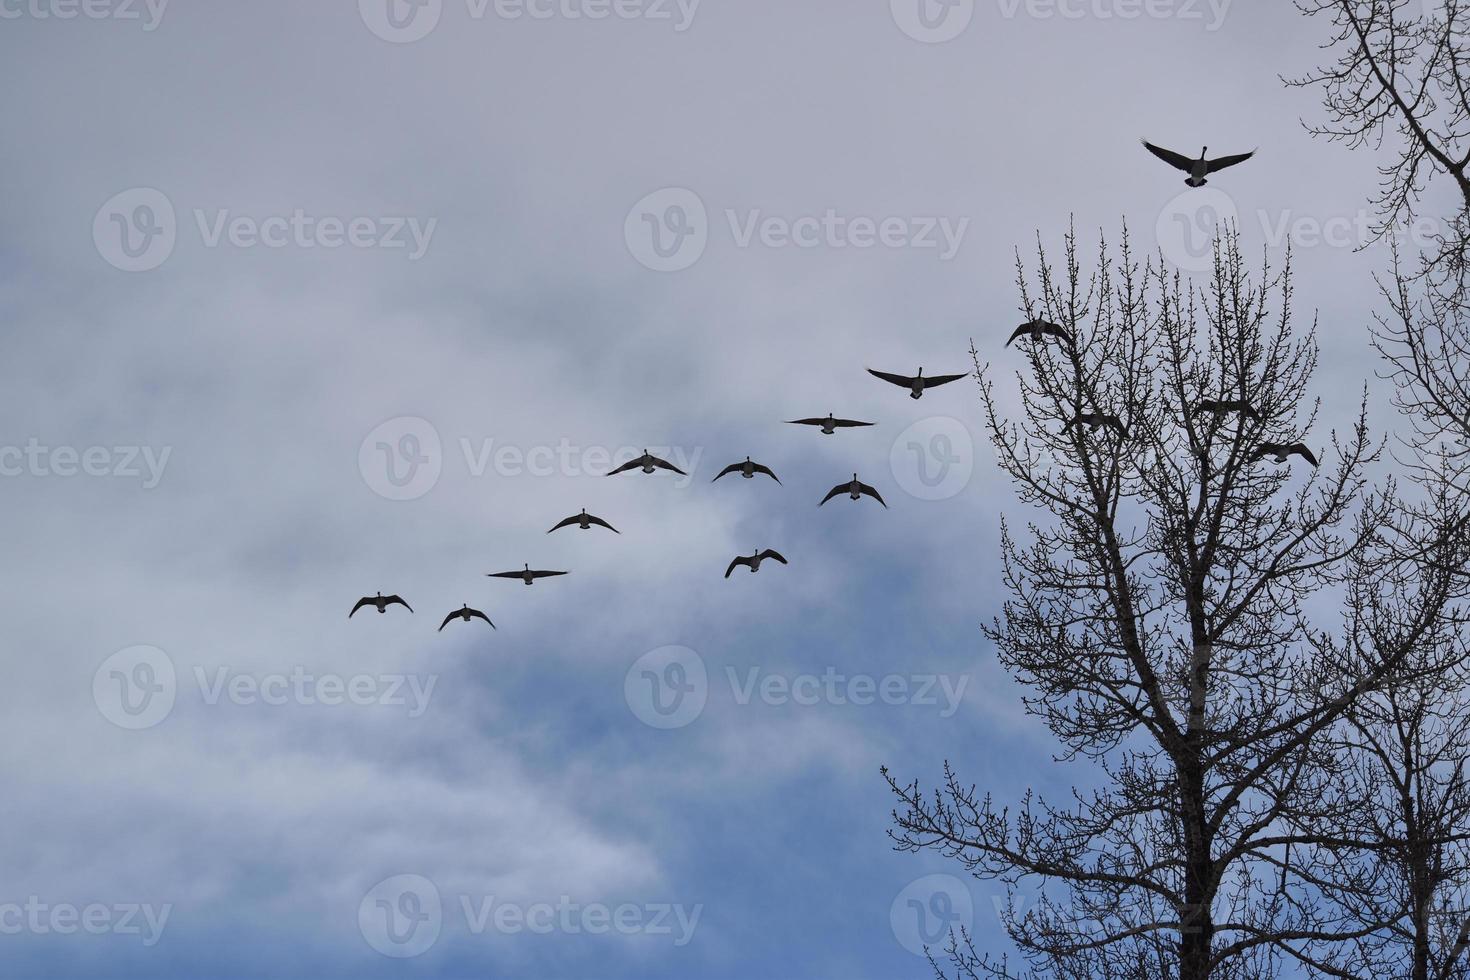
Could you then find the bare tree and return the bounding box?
[885,226,1465,979]
[1288,0,1470,281]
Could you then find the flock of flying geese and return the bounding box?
[351,138,1311,635]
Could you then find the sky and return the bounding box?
[0,1,1449,977]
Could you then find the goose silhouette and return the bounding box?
[1196,398,1261,421]
[821,473,887,508]
[788,414,875,435]
[868,367,969,400]
[1251,443,1318,467]
[438,604,495,631]
[349,593,412,617]
[1142,140,1255,187]
[724,549,789,578]
[548,509,619,534]
[1005,319,1074,348]
[1066,412,1128,436]
[712,456,781,484]
[607,451,686,477]
[487,564,569,585]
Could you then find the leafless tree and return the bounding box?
[885,226,1467,979]
[1288,0,1470,284]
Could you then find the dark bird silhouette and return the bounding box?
[820,473,887,508]
[349,593,413,617]
[1066,412,1128,436]
[1005,319,1074,348]
[548,509,619,534]
[724,549,789,578]
[1142,140,1255,187]
[1251,443,1319,467]
[787,414,875,435]
[438,604,495,632]
[712,456,781,484]
[868,367,969,400]
[487,564,569,585]
[1196,398,1261,421]
[606,451,686,477]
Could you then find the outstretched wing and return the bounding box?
[1104,416,1128,436]
[832,419,875,428]
[385,595,413,612]
[487,571,524,579]
[1043,322,1075,345]
[1142,140,1195,172]
[751,463,781,484]
[467,609,496,629]
[724,556,749,579]
[760,549,788,565]
[1251,444,1280,462]
[1291,445,1320,467]
[529,570,569,579]
[1005,324,1033,347]
[349,597,372,618]
[922,372,968,389]
[712,463,741,482]
[547,515,580,534]
[819,484,845,506]
[586,514,620,533]
[649,455,687,475]
[1206,149,1255,173]
[437,611,456,632]
[857,482,888,508]
[606,458,642,476]
[788,418,826,426]
[867,368,915,388]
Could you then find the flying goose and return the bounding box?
[606,451,686,477]
[712,456,781,484]
[349,593,413,617]
[820,473,887,508]
[1251,443,1319,467]
[724,549,789,578]
[1142,140,1255,187]
[487,564,569,585]
[867,367,969,400]
[438,604,495,632]
[548,509,619,534]
[1006,319,1074,348]
[1196,398,1261,421]
[788,414,875,435]
[1065,412,1128,436]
